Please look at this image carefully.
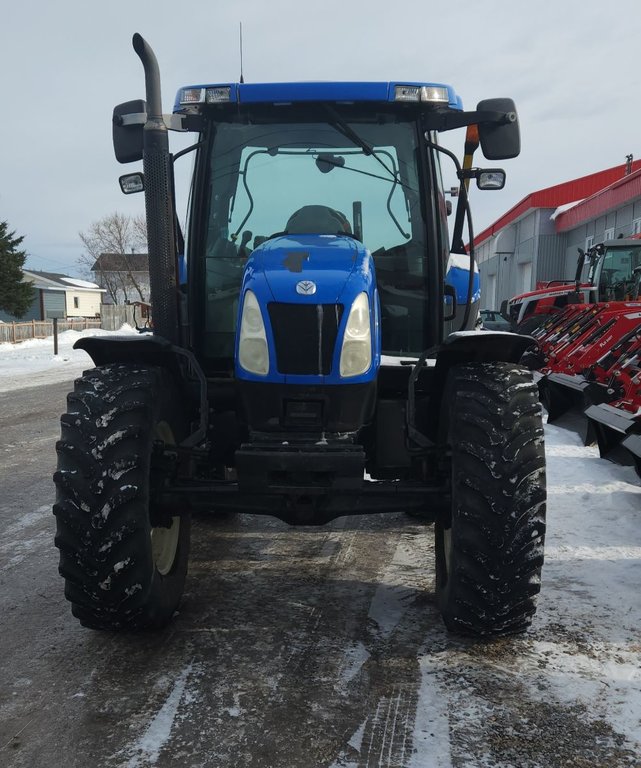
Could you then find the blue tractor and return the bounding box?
[53,35,546,637]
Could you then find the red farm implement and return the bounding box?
[533,300,641,472]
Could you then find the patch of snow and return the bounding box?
[224,691,242,718]
[380,354,424,367]
[92,430,128,460]
[124,662,195,767]
[367,534,421,639]
[0,506,52,573]
[408,654,453,768]
[338,641,370,687]
[98,575,112,591]
[550,199,584,220]
[60,276,101,289]
[328,718,368,768]
[96,407,118,428]
[2,505,50,538]
[0,325,138,393]
[347,718,367,752]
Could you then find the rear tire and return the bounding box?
[435,362,546,637]
[53,363,191,630]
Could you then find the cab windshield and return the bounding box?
[593,245,641,301]
[200,111,428,358]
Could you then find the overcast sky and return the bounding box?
[2,0,639,276]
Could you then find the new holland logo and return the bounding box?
[296,280,317,295]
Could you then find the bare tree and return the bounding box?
[79,213,149,304]
[131,214,149,247]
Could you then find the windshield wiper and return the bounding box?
[322,105,398,183]
[321,107,411,240]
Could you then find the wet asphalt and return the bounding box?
[1,380,639,768]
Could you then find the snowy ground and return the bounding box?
[1,330,641,765]
[0,326,138,393]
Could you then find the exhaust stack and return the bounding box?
[132,33,179,344]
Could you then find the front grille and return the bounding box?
[268,303,343,375]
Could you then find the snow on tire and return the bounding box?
[435,362,546,637]
[53,363,190,630]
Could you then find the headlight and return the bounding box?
[238,290,269,376]
[339,293,372,377]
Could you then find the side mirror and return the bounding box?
[476,98,520,160]
[112,99,146,164]
[443,284,457,321]
[119,172,145,194]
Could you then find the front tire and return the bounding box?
[435,362,546,637]
[53,363,191,630]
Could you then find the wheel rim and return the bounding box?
[151,421,181,576]
[443,526,452,581]
[151,517,181,575]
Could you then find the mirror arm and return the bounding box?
[423,109,516,133]
[114,111,189,132]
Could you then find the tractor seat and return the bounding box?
[286,205,351,235]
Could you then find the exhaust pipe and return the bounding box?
[132,33,179,344]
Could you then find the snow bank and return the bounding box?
[0,325,139,393]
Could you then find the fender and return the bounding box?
[414,331,537,445]
[437,329,535,366]
[75,334,182,373]
[74,334,208,446]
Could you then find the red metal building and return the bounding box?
[474,159,641,310]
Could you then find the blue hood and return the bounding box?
[236,233,381,385]
[249,234,370,303]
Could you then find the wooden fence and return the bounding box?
[99,304,139,331]
[0,318,102,344]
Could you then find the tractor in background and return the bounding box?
[520,239,641,470]
[506,237,641,334]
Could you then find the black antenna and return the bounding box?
[239,22,244,83]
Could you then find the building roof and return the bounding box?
[92,253,149,272]
[554,167,641,232]
[474,160,641,246]
[25,270,72,284]
[23,270,102,291]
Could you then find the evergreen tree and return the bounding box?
[0,221,34,317]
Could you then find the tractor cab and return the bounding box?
[585,239,641,302]
[508,237,641,332]
[193,96,426,367]
[170,83,491,372]
[158,82,517,446]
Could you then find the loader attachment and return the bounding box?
[539,373,592,435]
[620,433,641,478]
[584,402,639,461]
